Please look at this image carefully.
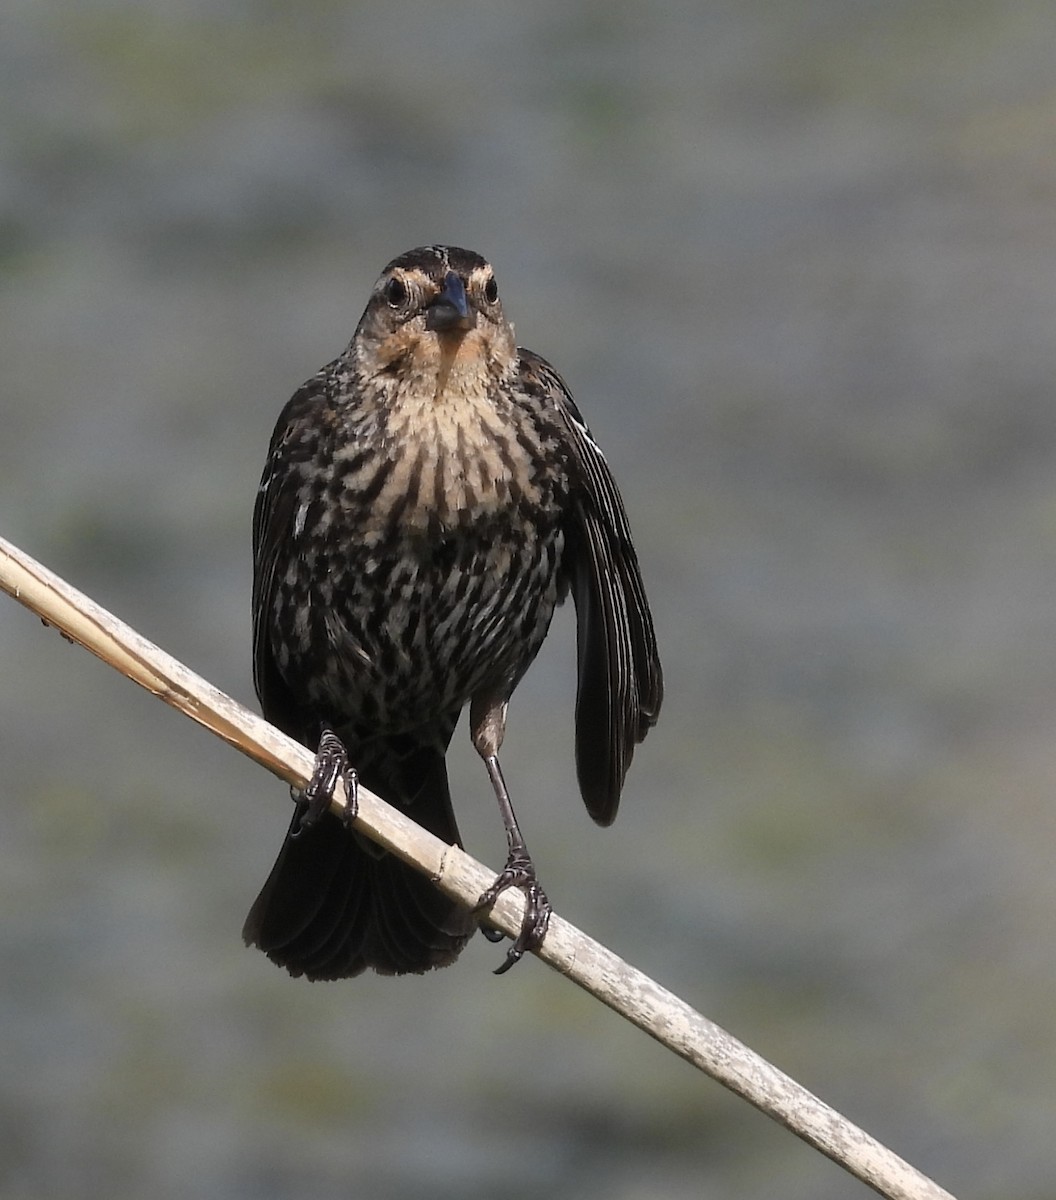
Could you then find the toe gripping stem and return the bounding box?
[292,724,358,836]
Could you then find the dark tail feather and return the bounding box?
[243,742,475,979]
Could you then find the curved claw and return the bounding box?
[293,726,358,836]
[473,858,552,973]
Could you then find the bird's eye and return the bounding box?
[384,277,408,308]
[483,276,499,304]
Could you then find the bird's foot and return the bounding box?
[293,726,358,836]
[473,853,552,974]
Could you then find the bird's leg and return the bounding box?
[469,696,551,973]
[292,723,358,836]
[474,755,552,973]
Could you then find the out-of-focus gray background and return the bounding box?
[2,3,1055,1198]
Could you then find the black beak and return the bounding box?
[425,271,474,333]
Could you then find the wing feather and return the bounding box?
[251,370,332,740]
[521,351,663,825]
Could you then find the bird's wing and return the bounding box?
[251,369,332,740]
[521,350,663,825]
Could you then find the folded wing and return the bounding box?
[522,351,663,825]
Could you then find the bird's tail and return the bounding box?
[243,738,476,979]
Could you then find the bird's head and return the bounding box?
[351,245,517,391]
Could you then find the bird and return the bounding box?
[242,245,662,979]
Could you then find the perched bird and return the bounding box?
[243,245,662,979]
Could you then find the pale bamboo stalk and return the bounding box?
[0,534,956,1200]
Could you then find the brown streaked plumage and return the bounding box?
[243,245,662,979]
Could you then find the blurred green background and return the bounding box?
[3,2,1056,1197]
